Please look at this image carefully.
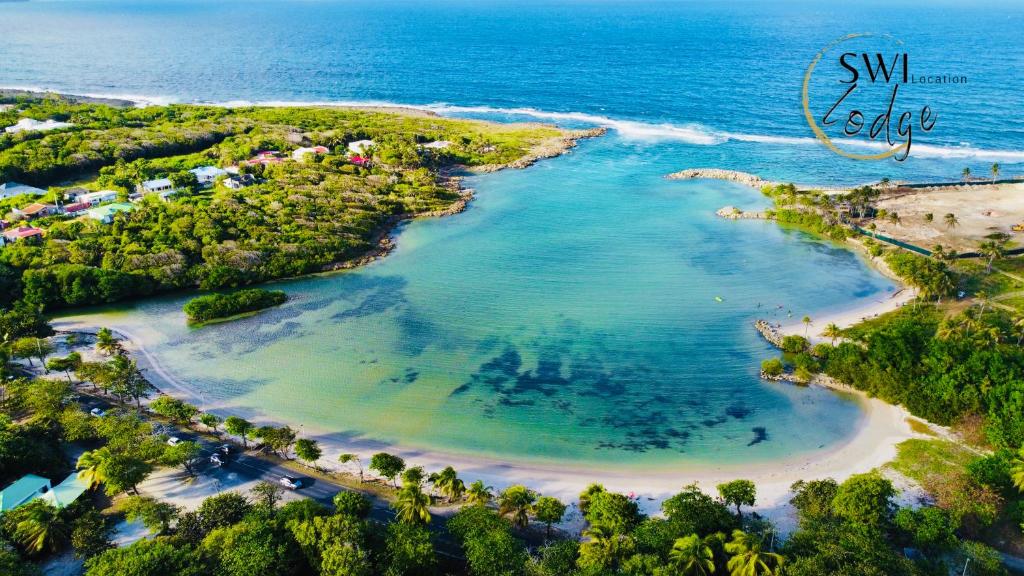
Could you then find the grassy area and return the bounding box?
[887,438,979,482]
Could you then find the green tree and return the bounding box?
[224,415,254,448]
[85,539,203,576]
[464,525,529,576]
[77,447,152,495]
[585,489,643,533]
[255,425,296,458]
[831,472,895,529]
[122,495,179,535]
[427,465,465,502]
[1011,447,1024,492]
[251,480,284,512]
[46,352,81,382]
[944,212,958,229]
[578,524,633,573]
[533,496,566,538]
[394,483,432,524]
[196,492,253,532]
[149,395,197,424]
[71,507,114,559]
[202,519,301,576]
[384,521,437,576]
[669,533,719,576]
[95,327,120,356]
[338,453,363,483]
[11,337,53,369]
[467,480,494,505]
[991,162,1000,182]
[717,479,756,517]
[663,484,736,537]
[107,355,149,410]
[288,513,366,574]
[822,323,842,345]
[3,499,69,555]
[294,438,322,469]
[962,167,971,181]
[370,452,406,487]
[162,440,203,476]
[724,529,782,576]
[498,484,537,529]
[199,412,221,433]
[333,491,371,519]
[579,483,606,516]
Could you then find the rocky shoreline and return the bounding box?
[323,128,605,273]
[665,168,776,189]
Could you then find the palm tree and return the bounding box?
[394,484,432,524]
[95,328,120,356]
[801,316,812,338]
[924,213,934,223]
[1011,447,1024,492]
[725,530,783,576]
[466,480,493,505]
[943,213,958,229]
[498,485,537,529]
[979,240,1006,272]
[581,524,630,571]
[821,323,842,345]
[428,466,465,502]
[77,447,113,488]
[991,162,1000,182]
[962,167,971,182]
[11,500,69,555]
[338,453,363,483]
[669,534,718,575]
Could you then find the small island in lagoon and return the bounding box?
[183,288,288,325]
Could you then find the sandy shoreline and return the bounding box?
[51,318,920,532]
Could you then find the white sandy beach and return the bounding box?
[52,318,923,534]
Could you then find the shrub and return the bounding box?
[183,289,287,323]
[781,335,809,353]
[761,358,784,377]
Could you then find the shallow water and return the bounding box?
[60,134,888,468]
[15,0,1022,468]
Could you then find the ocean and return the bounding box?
[10,0,1023,468]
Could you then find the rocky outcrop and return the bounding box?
[472,128,607,173]
[754,319,785,347]
[716,206,768,220]
[666,168,775,189]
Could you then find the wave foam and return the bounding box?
[4,86,1023,162]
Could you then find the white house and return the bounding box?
[138,178,175,195]
[347,140,375,154]
[77,190,119,206]
[0,181,47,201]
[223,174,257,190]
[189,166,228,186]
[4,118,74,134]
[292,146,329,162]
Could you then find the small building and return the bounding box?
[0,181,47,201]
[78,190,119,206]
[347,140,375,154]
[223,174,257,190]
[0,473,89,512]
[420,140,452,150]
[350,155,370,167]
[246,151,284,166]
[0,474,52,513]
[292,146,329,162]
[1,225,44,245]
[85,202,134,224]
[62,187,90,202]
[4,118,74,134]
[15,202,55,219]
[63,201,91,215]
[189,166,228,186]
[137,178,175,195]
[157,190,177,202]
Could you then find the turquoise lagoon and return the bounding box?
[60,133,894,469]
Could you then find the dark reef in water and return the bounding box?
[748,426,768,446]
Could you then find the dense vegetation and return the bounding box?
[183,289,287,324]
[0,97,565,311]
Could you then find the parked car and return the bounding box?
[279,476,304,490]
[166,436,181,446]
[210,453,225,466]
[218,444,232,455]
[89,407,105,418]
